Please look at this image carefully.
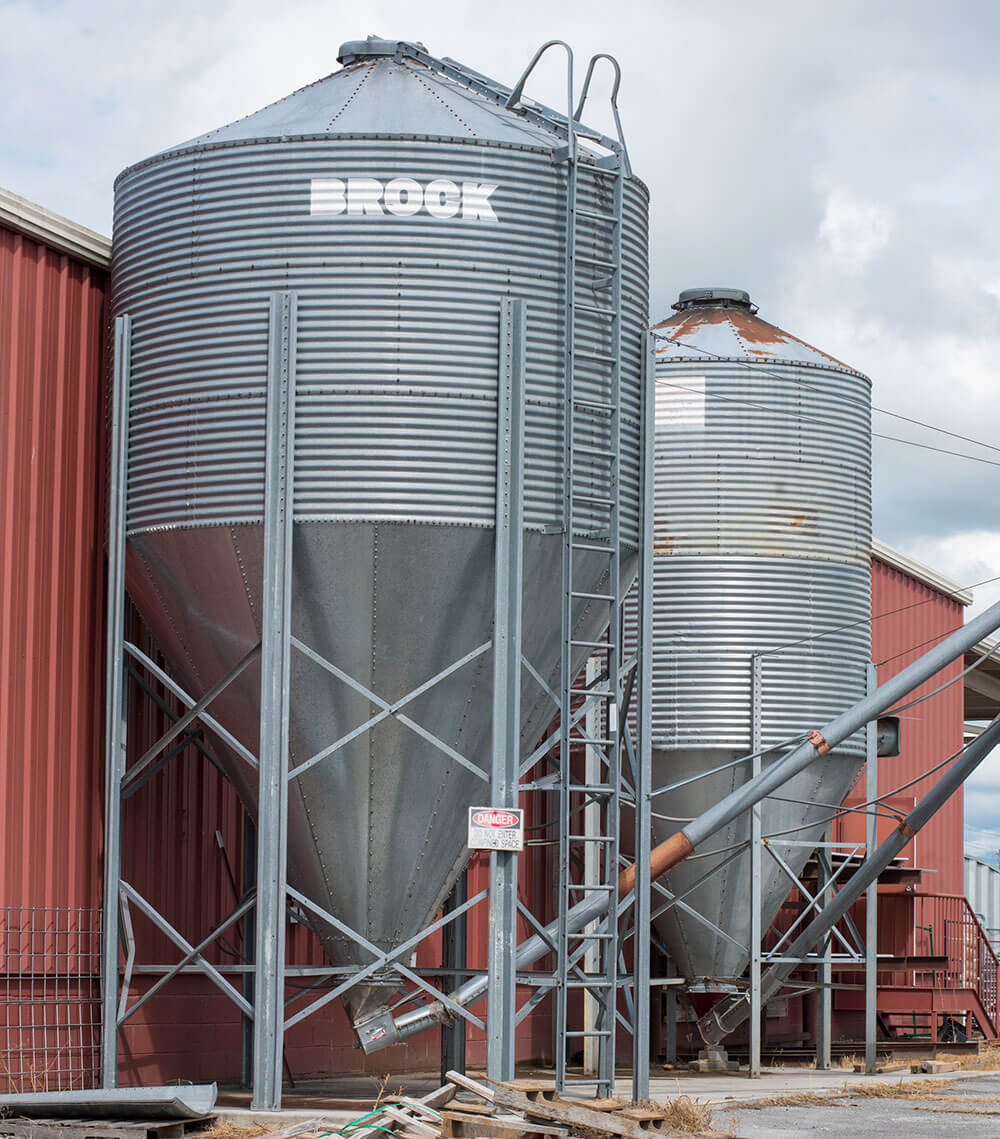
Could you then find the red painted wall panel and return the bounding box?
[836,558,965,894]
[0,224,106,909]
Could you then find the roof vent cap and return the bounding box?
[338,36,425,64]
[673,287,756,313]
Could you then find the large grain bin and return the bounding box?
[650,288,871,979]
[111,37,648,1025]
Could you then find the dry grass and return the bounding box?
[722,1092,838,1111]
[930,1043,1000,1070]
[197,1125,271,1139]
[724,1077,959,1112]
[649,1096,714,1135]
[913,1105,1000,1116]
[847,1078,955,1098]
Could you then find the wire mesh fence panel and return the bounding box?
[0,908,102,1093]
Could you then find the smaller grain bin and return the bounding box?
[650,288,872,979]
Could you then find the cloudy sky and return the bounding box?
[4,0,1000,853]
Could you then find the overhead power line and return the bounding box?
[655,331,1000,464]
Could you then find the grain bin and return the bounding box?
[111,37,648,1025]
[649,288,871,979]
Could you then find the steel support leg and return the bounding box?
[101,314,132,1089]
[252,292,297,1110]
[441,871,469,1081]
[749,655,762,1079]
[816,842,833,1070]
[486,297,526,1082]
[631,330,655,1102]
[242,814,257,1090]
[865,663,878,1074]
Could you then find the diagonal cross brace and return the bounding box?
[123,642,259,770]
[122,644,261,791]
[119,881,253,1018]
[288,636,491,782]
[284,884,489,1031]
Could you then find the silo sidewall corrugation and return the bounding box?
[112,138,648,545]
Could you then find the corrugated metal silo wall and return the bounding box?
[0,224,106,908]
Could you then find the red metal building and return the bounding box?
[0,187,994,1086]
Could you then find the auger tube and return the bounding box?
[659,595,1000,878]
[354,599,1000,1053]
[698,710,1000,1046]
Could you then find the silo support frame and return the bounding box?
[101,314,132,1090]
[487,298,526,1082]
[252,292,298,1110]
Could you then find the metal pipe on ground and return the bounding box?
[356,599,1000,1052]
[698,711,1000,1046]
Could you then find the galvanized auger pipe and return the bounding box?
[698,710,1000,1046]
[618,594,1000,895]
[356,598,1000,1053]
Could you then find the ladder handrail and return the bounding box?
[505,40,576,153]
[574,54,632,178]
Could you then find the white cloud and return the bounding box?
[819,189,893,269]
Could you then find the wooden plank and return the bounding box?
[441,1111,567,1139]
[446,1102,495,1116]
[503,1083,558,1098]
[254,1119,328,1139]
[490,1088,646,1139]
[380,1108,439,1139]
[445,1073,495,1103]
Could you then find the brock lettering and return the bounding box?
[310,177,499,221]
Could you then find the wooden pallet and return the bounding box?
[0,1117,214,1139]
[445,1072,736,1139]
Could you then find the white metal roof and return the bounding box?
[0,185,110,269]
[872,537,973,606]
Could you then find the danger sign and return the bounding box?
[468,806,524,851]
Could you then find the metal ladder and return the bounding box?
[503,44,629,1097]
[400,36,631,1096]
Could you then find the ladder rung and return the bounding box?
[570,687,612,697]
[565,980,615,988]
[567,834,614,843]
[573,444,615,458]
[570,638,610,649]
[571,542,614,553]
[567,882,616,891]
[572,492,614,506]
[575,207,619,222]
[566,1030,613,1038]
[570,784,615,794]
[576,255,616,270]
[571,590,615,601]
[575,735,612,746]
[572,396,614,411]
[576,350,616,364]
[575,302,615,316]
[562,1078,609,1086]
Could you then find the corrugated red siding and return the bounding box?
[836,557,966,893]
[0,224,106,909]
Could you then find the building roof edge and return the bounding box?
[872,537,973,607]
[0,186,110,269]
